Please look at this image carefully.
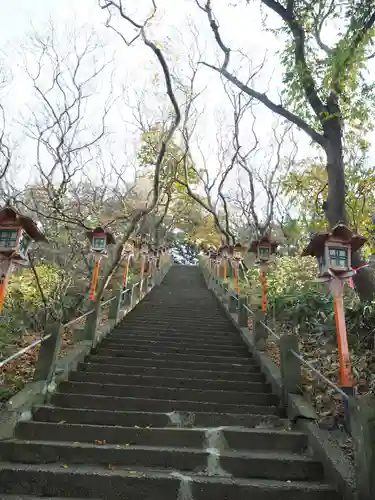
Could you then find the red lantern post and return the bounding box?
[122,239,135,289]
[140,240,149,281]
[0,206,47,313]
[232,243,243,296]
[302,224,366,397]
[249,235,278,314]
[86,227,115,302]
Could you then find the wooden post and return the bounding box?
[33,321,64,385]
[331,279,353,389]
[279,334,302,407]
[123,255,130,288]
[140,255,145,281]
[349,395,375,500]
[238,296,248,327]
[223,259,227,281]
[0,260,13,314]
[235,261,239,296]
[89,257,101,301]
[260,267,268,313]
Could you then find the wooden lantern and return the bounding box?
[123,239,135,256]
[232,243,243,261]
[302,224,366,281]
[220,244,230,259]
[249,235,278,263]
[0,205,47,262]
[140,240,150,256]
[86,227,115,254]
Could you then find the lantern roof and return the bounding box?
[249,234,278,254]
[85,226,116,245]
[302,224,366,257]
[0,206,47,242]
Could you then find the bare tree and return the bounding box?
[15,23,113,227]
[92,0,181,301]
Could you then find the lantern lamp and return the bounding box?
[302,224,366,281]
[249,235,278,263]
[140,240,150,255]
[124,239,135,255]
[221,244,230,259]
[232,243,243,261]
[0,205,47,262]
[86,227,115,254]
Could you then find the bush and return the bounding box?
[240,255,375,348]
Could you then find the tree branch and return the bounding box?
[196,0,325,146]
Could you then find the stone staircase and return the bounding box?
[0,265,341,499]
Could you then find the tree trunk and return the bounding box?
[324,119,375,302]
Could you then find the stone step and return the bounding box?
[108,333,243,346]
[70,371,269,392]
[58,381,277,406]
[51,393,278,415]
[116,316,234,324]
[101,336,246,349]
[111,330,240,341]
[0,497,94,500]
[95,348,254,365]
[16,421,306,453]
[88,355,258,372]
[0,462,339,499]
[33,406,285,429]
[79,362,263,381]
[0,441,323,482]
[100,340,249,356]
[116,324,237,334]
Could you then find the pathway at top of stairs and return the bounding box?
[0,265,341,499]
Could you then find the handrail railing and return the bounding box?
[0,256,172,374]
[201,256,347,403]
[0,336,52,370]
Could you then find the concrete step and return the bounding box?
[0,462,340,500]
[0,440,323,481]
[51,393,278,415]
[101,336,246,350]
[70,371,269,392]
[16,421,307,453]
[79,362,263,381]
[88,355,258,372]
[58,381,277,406]
[95,348,254,365]
[100,340,249,356]
[33,406,285,428]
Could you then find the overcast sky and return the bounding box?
[0,0,372,215]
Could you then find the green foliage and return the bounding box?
[137,124,198,188]
[282,158,375,253]
[239,255,375,346]
[272,0,375,139]
[1,265,60,336]
[7,265,59,310]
